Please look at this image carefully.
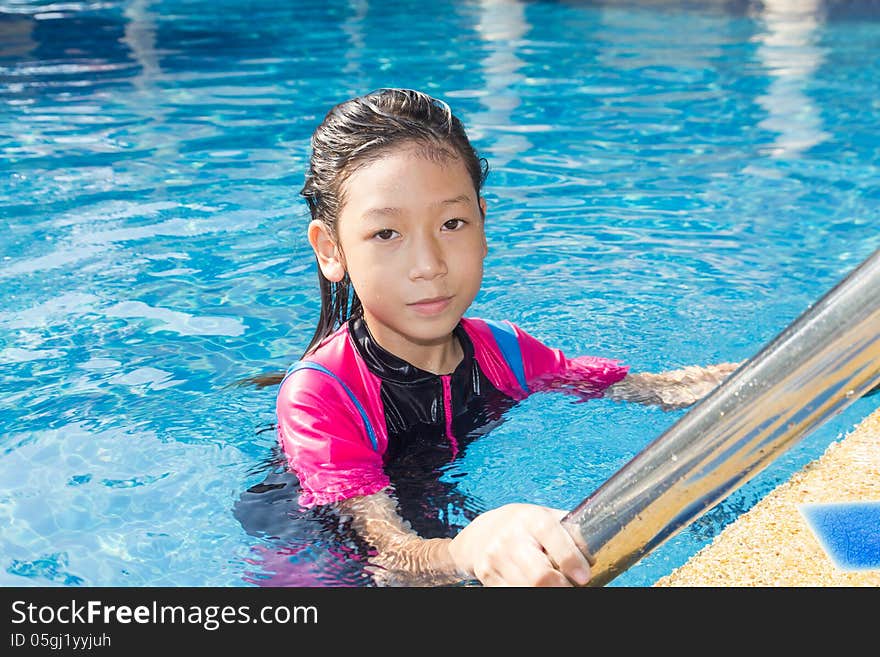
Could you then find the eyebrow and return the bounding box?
[361,195,474,221]
[433,194,473,208]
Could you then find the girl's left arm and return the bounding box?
[604,361,742,410]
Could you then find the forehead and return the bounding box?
[339,144,476,211]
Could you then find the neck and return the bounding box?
[410,335,463,375]
[360,316,463,375]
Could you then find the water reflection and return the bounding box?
[470,0,531,166]
[234,450,377,587]
[122,0,162,88]
[0,11,37,59]
[752,0,829,158]
[341,0,369,82]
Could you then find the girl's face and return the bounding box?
[310,143,487,364]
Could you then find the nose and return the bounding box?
[408,232,447,281]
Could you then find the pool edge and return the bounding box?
[654,405,880,587]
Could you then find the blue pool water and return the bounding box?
[1,0,879,587]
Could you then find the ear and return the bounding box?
[479,196,488,257]
[308,220,346,282]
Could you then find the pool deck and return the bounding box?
[654,405,880,587]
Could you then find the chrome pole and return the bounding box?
[561,246,880,587]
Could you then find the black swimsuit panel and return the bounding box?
[348,316,516,465]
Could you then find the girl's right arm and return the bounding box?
[334,491,462,586]
[336,490,592,587]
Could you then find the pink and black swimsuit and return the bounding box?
[276,316,629,512]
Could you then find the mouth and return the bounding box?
[408,296,453,316]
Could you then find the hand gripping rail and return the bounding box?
[561,246,880,586]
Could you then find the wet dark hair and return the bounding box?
[238,88,488,388]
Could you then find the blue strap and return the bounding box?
[285,360,379,451]
[483,319,529,394]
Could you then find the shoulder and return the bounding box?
[275,337,379,448]
[461,316,552,353]
[460,317,550,398]
[461,316,538,343]
[281,323,357,378]
[277,324,363,404]
[462,317,628,395]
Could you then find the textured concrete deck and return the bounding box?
[654,406,880,587]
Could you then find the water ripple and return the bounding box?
[104,300,245,337]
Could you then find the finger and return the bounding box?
[477,557,534,587]
[533,521,592,586]
[507,541,572,587]
[478,537,571,587]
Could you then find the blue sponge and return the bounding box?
[799,501,880,571]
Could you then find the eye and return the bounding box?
[372,228,397,241]
[442,218,466,231]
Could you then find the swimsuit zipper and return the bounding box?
[440,374,459,458]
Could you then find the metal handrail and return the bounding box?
[561,246,880,587]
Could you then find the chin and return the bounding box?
[406,317,462,343]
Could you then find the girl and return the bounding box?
[268,88,738,587]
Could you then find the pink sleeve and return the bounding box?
[513,324,630,399]
[276,369,390,508]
